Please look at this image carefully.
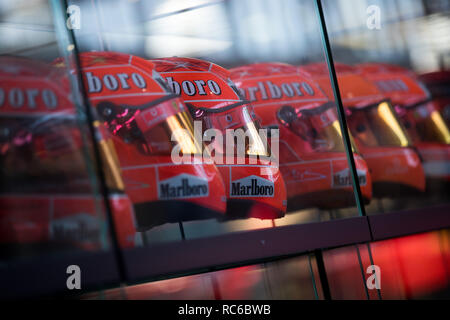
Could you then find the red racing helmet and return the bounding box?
[231,62,372,210]
[419,70,450,127]
[300,62,426,198]
[358,63,450,185]
[0,56,137,249]
[73,52,227,230]
[150,57,287,219]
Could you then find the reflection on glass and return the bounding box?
[429,111,450,144]
[0,116,91,194]
[77,51,228,233]
[95,121,126,191]
[242,107,270,157]
[352,101,412,148]
[197,104,272,159]
[0,56,118,255]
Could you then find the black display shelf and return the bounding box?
[123,216,372,284]
[369,203,450,241]
[0,249,120,299]
[2,204,450,298]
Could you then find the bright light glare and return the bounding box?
[377,101,410,147]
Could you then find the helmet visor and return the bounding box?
[190,101,272,159]
[97,95,203,157]
[348,100,412,148]
[400,102,450,145]
[277,102,359,153]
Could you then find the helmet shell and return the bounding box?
[359,63,450,184]
[301,62,425,197]
[152,57,287,219]
[75,52,227,228]
[0,56,136,248]
[231,62,372,210]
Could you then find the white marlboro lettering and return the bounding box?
[292,82,303,96]
[247,87,258,101]
[194,80,207,95]
[242,81,315,102]
[85,72,148,93]
[158,174,209,199]
[267,81,282,99]
[258,81,268,99]
[333,168,367,188]
[182,80,196,96]
[284,169,326,183]
[50,213,101,244]
[230,175,275,198]
[103,74,119,91]
[166,76,181,95]
[131,73,147,88]
[117,73,131,89]
[281,83,295,97]
[9,88,24,107]
[164,77,222,97]
[42,89,58,109]
[302,82,315,95]
[0,87,58,109]
[26,89,38,108]
[86,72,102,93]
[375,79,408,93]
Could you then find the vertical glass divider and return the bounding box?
[314,0,367,219]
[314,249,332,300]
[50,0,127,281]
